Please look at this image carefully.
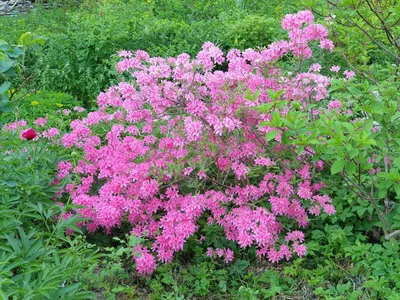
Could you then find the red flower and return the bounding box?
[21,128,37,140]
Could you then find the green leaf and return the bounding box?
[245,89,253,101]
[297,145,305,155]
[345,162,356,176]
[6,47,24,58]
[357,207,366,217]
[393,157,400,169]
[281,130,291,144]
[394,184,400,197]
[253,89,261,100]
[58,283,81,295]
[0,81,11,94]
[266,89,284,101]
[253,102,274,113]
[331,160,345,175]
[245,89,262,102]
[4,180,17,187]
[390,111,400,122]
[0,100,15,112]
[0,56,14,73]
[265,130,280,142]
[348,148,359,159]
[271,111,281,126]
[0,39,13,51]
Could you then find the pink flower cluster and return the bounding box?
[3,120,27,131]
[3,117,61,142]
[207,247,234,263]
[57,11,335,274]
[34,117,47,127]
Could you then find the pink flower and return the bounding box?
[118,50,132,58]
[309,63,321,72]
[224,248,234,263]
[198,170,207,179]
[216,248,224,257]
[42,128,60,139]
[231,161,249,180]
[4,120,27,132]
[343,70,355,80]
[183,167,193,176]
[134,248,157,275]
[298,181,313,199]
[255,157,275,167]
[285,231,305,242]
[327,100,342,109]
[293,243,307,257]
[315,160,324,171]
[330,65,340,72]
[74,106,86,112]
[57,161,73,179]
[320,39,334,51]
[184,117,203,142]
[34,117,47,127]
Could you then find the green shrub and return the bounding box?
[221,15,279,51]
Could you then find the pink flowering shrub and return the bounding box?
[59,11,336,274]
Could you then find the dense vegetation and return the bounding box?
[0,0,399,299]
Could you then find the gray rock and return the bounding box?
[0,0,35,16]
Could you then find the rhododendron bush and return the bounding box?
[58,11,337,274]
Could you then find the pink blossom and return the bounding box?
[183,167,193,176]
[198,170,207,179]
[285,231,305,242]
[118,50,132,58]
[57,161,73,179]
[134,247,157,275]
[309,63,321,72]
[34,117,47,127]
[4,120,27,131]
[327,100,342,109]
[225,248,234,263]
[42,128,60,139]
[298,181,313,199]
[74,106,86,112]
[293,243,307,257]
[343,70,355,80]
[184,117,203,142]
[320,39,334,51]
[216,248,224,257]
[330,65,340,72]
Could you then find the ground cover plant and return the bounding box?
[1,0,400,299]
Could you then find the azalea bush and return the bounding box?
[2,3,400,298]
[51,10,341,275]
